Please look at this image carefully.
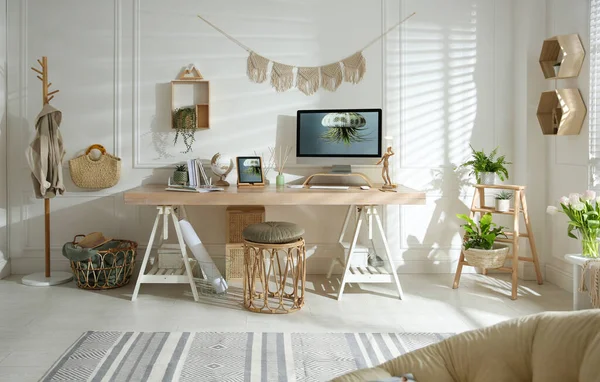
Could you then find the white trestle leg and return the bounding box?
[328,205,403,300]
[131,205,199,301]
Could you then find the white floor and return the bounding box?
[0,273,570,381]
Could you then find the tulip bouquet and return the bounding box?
[547,190,600,258]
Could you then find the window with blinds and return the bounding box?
[590,0,600,188]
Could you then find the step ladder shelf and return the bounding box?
[453,185,543,300]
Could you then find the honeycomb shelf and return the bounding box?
[536,88,587,135]
[539,34,585,80]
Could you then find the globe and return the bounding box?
[210,153,233,186]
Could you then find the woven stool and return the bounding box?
[242,222,306,314]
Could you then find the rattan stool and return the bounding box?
[242,222,306,314]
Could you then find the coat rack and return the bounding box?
[22,57,72,286]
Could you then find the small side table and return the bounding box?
[564,254,593,310]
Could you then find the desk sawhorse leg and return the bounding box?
[131,206,199,302]
[326,205,404,301]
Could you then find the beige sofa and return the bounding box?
[333,310,600,382]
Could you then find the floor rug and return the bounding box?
[41,331,451,382]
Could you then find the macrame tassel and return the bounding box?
[320,62,343,91]
[580,260,600,309]
[342,51,366,84]
[270,62,295,92]
[296,67,320,96]
[247,51,270,83]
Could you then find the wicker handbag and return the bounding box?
[69,144,121,189]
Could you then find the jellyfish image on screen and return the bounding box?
[320,112,369,145]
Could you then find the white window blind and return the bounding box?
[590,0,600,188]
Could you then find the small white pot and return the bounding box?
[495,199,510,212]
[479,172,497,185]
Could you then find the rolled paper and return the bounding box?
[179,219,228,294]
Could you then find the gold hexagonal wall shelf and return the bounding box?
[537,89,587,135]
[539,34,585,79]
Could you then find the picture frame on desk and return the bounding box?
[236,156,265,187]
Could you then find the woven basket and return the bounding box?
[69,236,137,290]
[463,243,509,269]
[226,206,265,243]
[225,243,245,280]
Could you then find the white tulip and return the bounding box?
[573,202,585,211]
[559,196,570,205]
[546,206,559,215]
[583,190,597,201]
[569,193,581,205]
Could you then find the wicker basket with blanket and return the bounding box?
[62,235,138,290]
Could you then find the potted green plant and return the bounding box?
[173,164,188,185]
[459,146,510,185]
[457,213,509,268]
[495,191,512,212]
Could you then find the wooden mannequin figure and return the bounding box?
[376,146,396,189]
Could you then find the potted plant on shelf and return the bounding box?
[547,191,600,258]
[495,191,512,212]
[173,164,188,185]
[458,146,510,185]
[457,213,509,269]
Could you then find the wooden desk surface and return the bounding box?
[123,185,426,206]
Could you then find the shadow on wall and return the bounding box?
[392,2,480,271]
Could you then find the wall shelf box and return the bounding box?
[536,89,587,135]
[170,75,210,129]
[539,34,585,79]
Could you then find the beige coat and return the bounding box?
[333,310,600,382]
[25,104,66,198]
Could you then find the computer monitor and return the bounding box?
[296,108,382,172]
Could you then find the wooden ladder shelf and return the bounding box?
[452,184,543,300]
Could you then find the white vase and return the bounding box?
[479,172,497,185]
[495,199,510,212]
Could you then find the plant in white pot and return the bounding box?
[495,191,512,212]
[458,146,510,185]
[457,213,509,269]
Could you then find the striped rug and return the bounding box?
[41,331,450,382]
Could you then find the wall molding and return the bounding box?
[113,0,122,157]
[545,263,573,293]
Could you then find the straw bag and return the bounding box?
[69,144,121,189]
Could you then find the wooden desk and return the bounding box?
[124,184,425,301]
[124,185,425,206]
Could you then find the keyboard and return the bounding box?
[309,185,350,190]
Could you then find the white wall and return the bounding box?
[0,0,8,279]
[5,0,515,276]
[543,0,591,292]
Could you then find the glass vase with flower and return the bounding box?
[547,190,600,258]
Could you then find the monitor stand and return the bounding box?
[302,166,374,188]
[331,165,352,174]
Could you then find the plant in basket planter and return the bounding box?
[458,146,510,185]
[495,191,513,212]
[547,190,600,258]
[173,164,188,185]
[457,213,509,268]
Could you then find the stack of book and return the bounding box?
[187,158,210,187]
[165,159,224,193]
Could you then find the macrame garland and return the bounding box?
[247,51,270,83]
[296,67,320,96]
[342,51,367,84]
[320,62,343,92]
[197,12,416,95]
[270,62,295,92]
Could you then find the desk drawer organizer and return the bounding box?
[225,206,265,280]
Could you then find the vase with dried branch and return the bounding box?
[276,146,292,187]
